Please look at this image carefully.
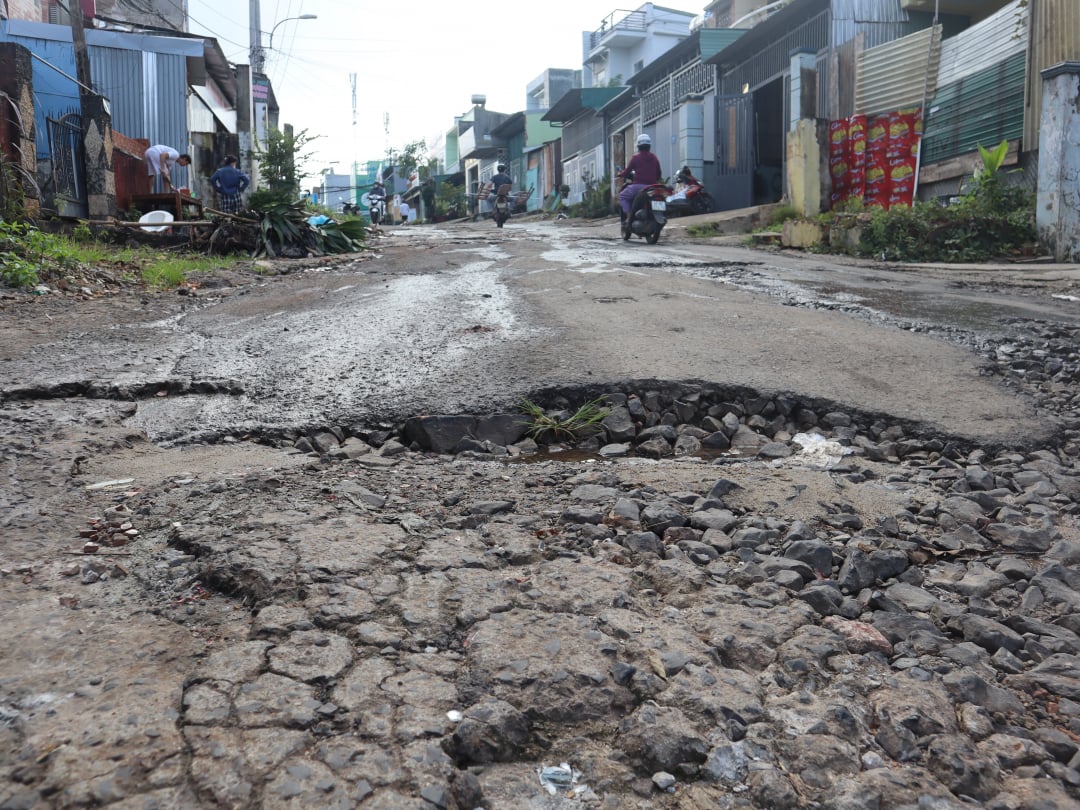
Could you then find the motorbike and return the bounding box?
[620,177,673,244]
[664,168,715,217]
[491,183,511,228]
[367,193,386,226]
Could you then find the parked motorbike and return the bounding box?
[491,183,511,228]
[664,167,715,217]
[367,193,386,226]
[621,179,673,244]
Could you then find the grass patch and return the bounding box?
[520,397,610,442]
[686,221,724,238]
[142,254,236,288]
[0,221,238,290]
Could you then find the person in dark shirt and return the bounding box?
[210,155,250,213]
[490,164,513,194]
[618,134,662,221]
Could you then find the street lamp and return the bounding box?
[268,14,317,51]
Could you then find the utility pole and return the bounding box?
[249,0,264,74]
[350,72,357,201]
[67,1,114,218]
[68,1,92,93]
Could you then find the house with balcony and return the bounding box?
[450,97,511,216]
[544,4,696,204]
[583,3,697,89]
[603,26,742,195]
[700,0,795,30]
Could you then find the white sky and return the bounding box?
[186,0,701,173]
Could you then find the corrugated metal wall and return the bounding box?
[918,1,1028,165]
[89,46,142,136]
[89,44,189,185]
[937,0,1027,86]
[922,51,1026,164]
[609,101,640,134]
[1026,0,1080,149]
[562,112,605,159]
[856,25,940,116]
[832,0,920,49]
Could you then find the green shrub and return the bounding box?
[568,173,616,219]
[851,140,1035,262]
[766,204,799,228]
[435,181,466,218]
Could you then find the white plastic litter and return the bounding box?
[790,432,852,469]
[537,762,588,797]
[138,209,174,232]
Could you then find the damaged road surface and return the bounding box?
[2,219,1079,809]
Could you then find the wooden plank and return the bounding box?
[918,139,1020,185]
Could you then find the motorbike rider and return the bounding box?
[487,164,513,212]
[618,134,662,224]
[490,164,513,194]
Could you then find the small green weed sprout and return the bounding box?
[520,397,610,442]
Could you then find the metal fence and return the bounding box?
[589,10,647,50]
[46,111,86,217]
[642,60,716,124]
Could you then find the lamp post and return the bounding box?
[268,14,317,52]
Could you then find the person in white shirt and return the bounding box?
[144,144,191,192]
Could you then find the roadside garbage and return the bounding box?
[85,478,135,490]
[537,762,588,797]
[138,210,174,233]
[790,432,852,469]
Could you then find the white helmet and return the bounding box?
[636,133,651,147]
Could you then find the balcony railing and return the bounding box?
[588,9,647,50]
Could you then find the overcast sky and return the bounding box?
[186,0,700,173]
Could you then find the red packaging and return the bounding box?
[888,191,913,209]
[829,120,848,158]
[889,156,917,186]
[830,154,851,178]
[885,121,910,160]
[847,166,867,200]
[906,107,923,138]
[866,156,890,189]
[867,116,889,154]
[849,135,867,168]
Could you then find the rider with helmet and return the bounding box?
[618,133,662,225]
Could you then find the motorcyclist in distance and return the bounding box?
[618,134,662,224]
[490,164,513,194]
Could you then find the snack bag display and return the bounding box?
[827,108,922,210]
[829,120,849,159]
